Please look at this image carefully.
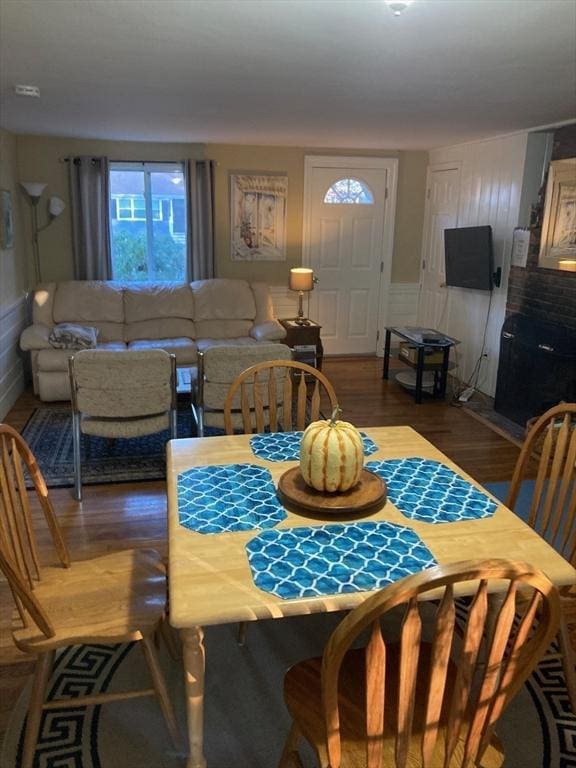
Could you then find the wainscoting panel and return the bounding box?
[270,286,299,321]
[0,296,27,419]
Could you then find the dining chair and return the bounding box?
[223,358,338,435]
[278,558,560,768]
[193,343,293,436]
[505,401,575,711]
[68,349,177,500]
[0,423,183,768]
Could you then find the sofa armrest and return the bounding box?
[20,323,53,351]
[250,320,287,342]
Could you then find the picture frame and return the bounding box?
[0,189,14,250]
[538,158,576,271]
[230,172,288,261]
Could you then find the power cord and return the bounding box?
[451,289,494,405]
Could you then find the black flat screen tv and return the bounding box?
[444,225,493,291]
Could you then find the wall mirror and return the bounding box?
[538,157,576,272]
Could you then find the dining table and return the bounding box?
[167,425,576,768]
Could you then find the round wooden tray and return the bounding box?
[277,467,387,516]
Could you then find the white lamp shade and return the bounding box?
[289,268,314,292]
[21,182,47,199]
[49,196,65,217]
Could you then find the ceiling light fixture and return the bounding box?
[385,0,415,16]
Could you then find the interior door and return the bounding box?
[418,164,461,329]
[304,160,394,355]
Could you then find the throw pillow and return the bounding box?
[48,323,98,349]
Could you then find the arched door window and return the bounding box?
[323,177,374,204]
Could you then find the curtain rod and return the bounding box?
[58,157,215,164]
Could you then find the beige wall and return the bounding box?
[15,135,204,283]
[0,128,27,306]
[208,143,427,285]
[12,135,427,285]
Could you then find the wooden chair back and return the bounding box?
[0,424,70,636]
[506,403,575,564]
[223,359,338,434]
[318,559,560,768]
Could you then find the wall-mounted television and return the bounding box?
[444,225,494,291]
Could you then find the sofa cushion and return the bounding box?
[125,318,196,342]
[124,283,194,323]
[37,342,127,372]
[194,319,253,340]
[196,337,259,353]
[251,281,276,324]
[127,338,198,365]
[53,281,125,324]
[191,279,256,321]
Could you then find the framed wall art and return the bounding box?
[538,157,576,271]
[0,189,14,249]
[230,173,288,261]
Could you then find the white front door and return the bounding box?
[417,163,461,329]
[303,157,397,355]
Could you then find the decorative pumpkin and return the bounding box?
[300,407,364,492]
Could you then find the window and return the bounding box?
[323,177,374,205]
[109,162,188,281]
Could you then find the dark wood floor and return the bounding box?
[0,357,525,737]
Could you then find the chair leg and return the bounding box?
[22,650,55,768]
[558,618,576,713]
[159,616,182,660]
[237,621,247,646]
[278,722,305,768]
[170,407,178,440]
[72,412,82,501]
[140,635,184,752]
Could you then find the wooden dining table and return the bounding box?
[167,425,576,768]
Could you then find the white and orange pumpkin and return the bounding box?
[299,407,364,492]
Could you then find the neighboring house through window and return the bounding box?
[109,162,188,281]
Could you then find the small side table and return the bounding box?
[279,319,324,370]
[382,326,459,404]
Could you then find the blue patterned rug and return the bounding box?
[21,406,198,488]
[1,615,574,768]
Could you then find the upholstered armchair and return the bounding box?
[68,349,177,500]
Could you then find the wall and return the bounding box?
[15,135,204,283]
[0,128,28,418]
[506,124,576,330]
[426,132,532,396]
[207,143,427,287]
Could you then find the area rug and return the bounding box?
[1,613,575,768]
[21,406,197,488]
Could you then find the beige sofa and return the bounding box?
[20,279,286,401]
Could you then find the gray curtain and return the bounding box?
[185,159,215,281]
[68,156,112,280]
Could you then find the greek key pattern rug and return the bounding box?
[249,430,379,462]
[366,457,498,523]
[246,521,436,599]
[177,463,287,534]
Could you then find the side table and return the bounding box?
[279,318,324,370]
[382,326,459,404]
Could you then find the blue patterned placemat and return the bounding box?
[246,521,436,599]
[177,463,287,534]
[366,458,497,523]
[249,430,379,462]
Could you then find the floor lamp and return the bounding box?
[20,182,66,284]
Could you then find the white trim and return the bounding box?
[302,155,399,355]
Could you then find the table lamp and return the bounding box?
[289,268,314,325]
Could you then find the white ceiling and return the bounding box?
[1,0,575,150]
